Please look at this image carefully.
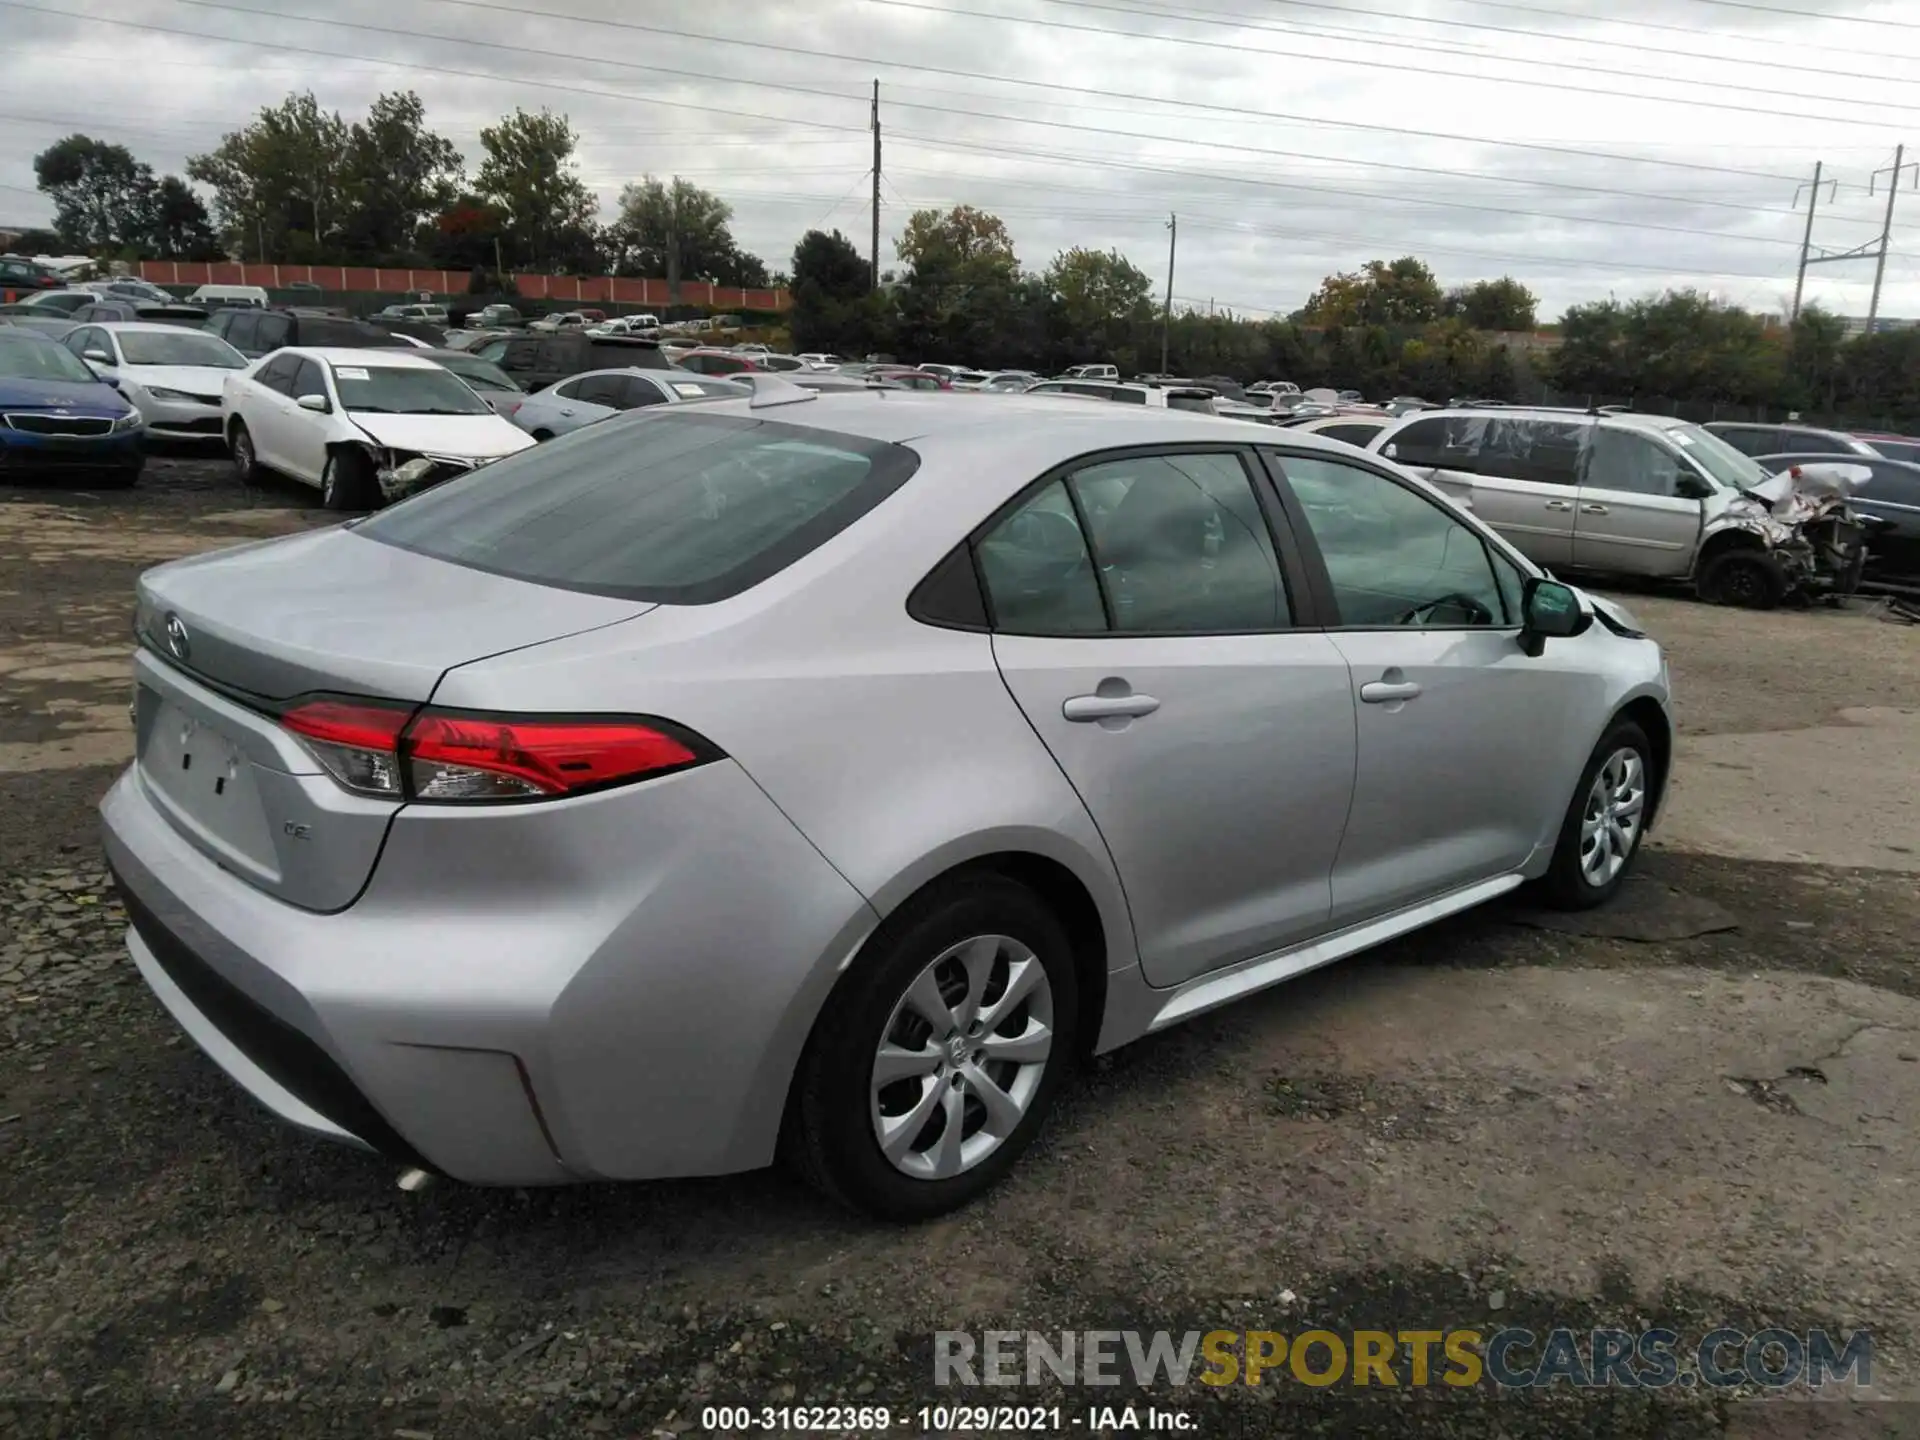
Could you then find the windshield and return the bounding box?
[0,336,102,383]
[433,355,519,393]
[117,330,246,368]
[330,363,491,415]
[1665,423,1764,491]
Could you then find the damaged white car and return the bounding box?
[1369,407,1876,608]
[222,348,535,510]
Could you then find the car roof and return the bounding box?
[687,388,1361,448]
[91,320,227,336]
[1384,405,1687,435]
[287,347,442,368]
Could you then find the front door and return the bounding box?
[1572,426,1706,579]
[280,357,334,484]
[1266,450,1589,925]
[980,450,1358,988]
[245,354,304,472]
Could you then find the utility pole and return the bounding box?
[666,181,681,307]
[870,80,882,291]
[1790,160,1825,323]
[1160,213,1176,375]
[1867,143,1911,336]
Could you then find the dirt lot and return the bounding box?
[3,455,1918,1439]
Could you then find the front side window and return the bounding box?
[357,413,919,604]
[1276,453,1507,628]
[290,358,330,404]
[1585,428,1688,497]
[573,373,629,408]
[253,314,291,351]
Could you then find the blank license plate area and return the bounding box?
[141,696,277,864]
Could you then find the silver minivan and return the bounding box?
[1367,407,1845,607]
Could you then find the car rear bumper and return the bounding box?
[101,753,879,1186]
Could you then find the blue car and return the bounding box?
[0,330,145,485]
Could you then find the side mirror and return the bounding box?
[296,393,331,413]
[1518,576,1587,657]
[83,348,111,363]
[1675,472,1714,501]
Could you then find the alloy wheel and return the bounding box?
[1579,747,1645,888]
[869,934,1055,1181]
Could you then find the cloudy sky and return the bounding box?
[3,0,1919,321]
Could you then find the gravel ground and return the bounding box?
[2,454,1918,1439]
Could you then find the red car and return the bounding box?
[867,366,951,391]
[672,347,761,377]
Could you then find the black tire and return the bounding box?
[787,874,1079,1221]
[1539,719,1654,911]
[1697,548,1784,610]
[229,421,261,486]
[320,448,378,511]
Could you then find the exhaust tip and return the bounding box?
[397,1167,435,1193]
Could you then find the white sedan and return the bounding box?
[222,347,535,510]
[511,368,748,440]
[63,323,247,440]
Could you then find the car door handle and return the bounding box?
[558,408,574,416]
[1581,503,1609,515]
[1544,499,1573,511]
[1062,693,1160,722]
[1359,681,1423,704]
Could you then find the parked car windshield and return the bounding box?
[329,363,491,415]
[355,412,921,604]
[431,355,520,393]
[1663,423,1762,491]
[0,334,100,383]
[116,330,246,368]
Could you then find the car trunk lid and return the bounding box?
[132,526,654,910]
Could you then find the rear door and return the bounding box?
[1571,425,1706,578]
[1264,448,1589,924]
[245,354,304,472]
[1431,415,1582,566]
[981,446,1358,988]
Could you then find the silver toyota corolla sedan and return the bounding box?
[102,382,1672,1219]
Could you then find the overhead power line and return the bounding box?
[156,0,1892,248]
[0,0,871,140]
[1657,0,1920,31]
[359,0,1863,189]
[853,0,1920,130]
[1112,0,1920,87]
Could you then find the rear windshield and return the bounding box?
[354,411,921,604]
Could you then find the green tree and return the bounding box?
[791,228,869,300]
[1443,276,1538,332]
[142,176,221,260]
[1301,257,1443,328]
[896,204,1017,277]
[473,108,598,270]
[336,91,463,261]
[1785,305,1847,413]
[1043,247,1153,329]
[187,92,350,260]
[33,135,152,253]
[608,176,767,287]
[1546,299,1626,395]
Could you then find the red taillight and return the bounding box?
[406,713,699,801]
[278,699,711,803]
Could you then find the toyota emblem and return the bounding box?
[164,613,191,661]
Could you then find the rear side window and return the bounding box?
[356,412,921,604]
[254,313,291,351]
[1480,418,1584,486]
[1710,426,1776,457]
[1784,429,1852,455]
[1859,464,1920,508]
